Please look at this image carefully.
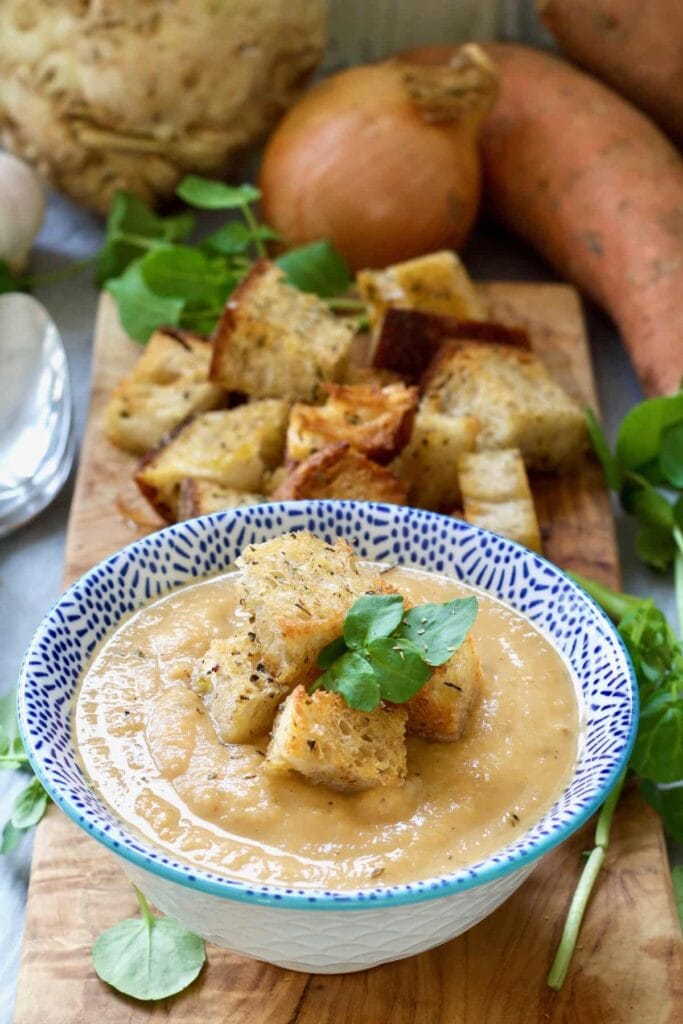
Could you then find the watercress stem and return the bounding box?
[567,571,642,623]
[547,769,626,989]
[241,203,266,259]
[134,885,154,929]
[20,256,96,288]
[673,528,683,638]
[324,296,368,314]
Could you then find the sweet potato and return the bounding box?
[403,44,683,396]
[538,0,683,144]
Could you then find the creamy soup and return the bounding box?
[74,565,580,888]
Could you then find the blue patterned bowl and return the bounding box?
[18,501,637,973]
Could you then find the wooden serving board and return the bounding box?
[14,288,683,1024]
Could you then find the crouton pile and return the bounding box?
[106,250,588,554]
[190,532,484,792]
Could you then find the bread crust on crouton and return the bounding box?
[105,327,225,454]
[210,261,353,402]
[392,409,479,511]
[405,634,483,742]
[266,686,408,791]
[422,341,586,472]
[272,443,408,505]
[192,634,290,743]
[177,478,264,521]
[373,308,530,383]
[135,400,288,522]
[286,382,418,464]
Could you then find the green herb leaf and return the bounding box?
[276,240,352,298]
[139,245,236,305]
[316,635,349,670]
[0,691,28,770]
[95,191,194,286]
[640,779,683,844]
[635,525,676,571]
[107,260,184,343]
[0,819,26,854]
[396,597,479,666]
[630,688,683,783]
[585,408,621,490]
[343,594,405,650]
[0,258,21,294]
[11,776,49,830]
[176,176,261,210]
[616,393,683,471]
[202,222,281,256]
[671,864,683,929]
[366,637,431,702]
[92,887,205,1001]
[317,651,380,712]
[660,421,683,489]
[621,480,674,529]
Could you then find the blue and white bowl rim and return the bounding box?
[18,500,638,910]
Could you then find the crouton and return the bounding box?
[422,341,586,471]
[405,634,483,742]
[341,365,404,388]
[266,686,408,791]
[177,478,264,521]
[373,308,530,383]
[286,382,418,464]
[210,262,353,402]
[357,251,487,331]
[272,443,408,505]
[392,408,479,511]
[105,328,226,454]
[236,532,372,683]
[135,400,288,522]
[457,448,542,552]
[192,634,290,744]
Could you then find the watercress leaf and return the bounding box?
[616,392,683,470]
[0,691,27,769]
[276,240,352,298]
[343,594,405,650]
[366,637,431,703]
[316,635,349,670]
[0,820,26,855]
[176,176,260,210]
[0,690,18,737]
[139,245,234,304]
[635,525,676,571]
[396,597,479,666]
[630,688,683,783]
[621,481,674,529]
[95,191,194,285]
[672,865,683,928]
[585,408,621,490]
[108,260,184,343]
[92,896,205,1001]
[640,779,683,844]
[318,651,380,712]
[659,421,683,489]
[0,258,21,294]
[11,776,48,830]
[674,496,683,531]
[202,221,281,256]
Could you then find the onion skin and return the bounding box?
[259,48,498,270]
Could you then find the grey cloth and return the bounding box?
[0,201,678,1021]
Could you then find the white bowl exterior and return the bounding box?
[122,856,536,973]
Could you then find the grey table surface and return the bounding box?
[0,189,677,1022]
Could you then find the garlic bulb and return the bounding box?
[0,152,44,274]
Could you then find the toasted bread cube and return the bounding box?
[177,479,264,521]
[266,686,408,791]
[392,408,479,511]
[458,448,541,552]
[406,634,483,742]
[105,328,225,454]
[357,251,487,331]
[210,262,353,402]
[422,341,586,472]
[135,400,288,522]
[272,443,408,505]
[236,532,373,683]
[341,365,404,388]
[192,634,290,744]
[286,383,418,464]
[373,308,530,383]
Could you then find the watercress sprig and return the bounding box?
[311,593,478,711]
[0,689,50,853]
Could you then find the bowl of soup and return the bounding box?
[18,500,637,973]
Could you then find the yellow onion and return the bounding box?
[259,44,499,270]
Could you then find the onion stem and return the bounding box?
[547,770,626,989]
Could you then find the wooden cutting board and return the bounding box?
[13,288,683,1024]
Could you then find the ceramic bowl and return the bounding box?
[18,501,637,974]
